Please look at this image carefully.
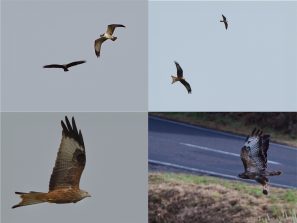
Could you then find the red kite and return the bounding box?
[12,116,90,208]
[43,60,86,72]
[220,14,228,30]
[94,24,125,57]
[238,128,282,195]
[171,61,192,94]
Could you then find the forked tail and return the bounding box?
[171,76,178,84]
[12,191,47,208]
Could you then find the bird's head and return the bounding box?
[80,190,91,199]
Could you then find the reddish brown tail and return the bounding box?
[12,191,47,208]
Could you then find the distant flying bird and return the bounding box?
[238,128,282,195]
[94,24,125,57]
[12,116,90,208]
[171,61,192,94]
[43,60,86,72]
[220,14,228,30]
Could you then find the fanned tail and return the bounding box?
[12,191,47,209]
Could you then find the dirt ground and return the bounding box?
[149,173,297,223]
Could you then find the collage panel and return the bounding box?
[2,112,147,222]
[149,112,297,222]
[1,0,148,111]
[149,1,297,111]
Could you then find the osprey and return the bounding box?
[12,116,90,208]
[171,61,192,94]
[94,24,125,57]
[43,60,86,72]
[220,14,228,30]
[238,128,282,195]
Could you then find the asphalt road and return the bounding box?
[149,116,297,189]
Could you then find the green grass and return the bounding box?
[150,172,297,203]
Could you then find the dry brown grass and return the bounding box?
[149,173,297,223]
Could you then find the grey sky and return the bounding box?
[149,1,297,111]
[1,1,147,111]
[2,112,147,223]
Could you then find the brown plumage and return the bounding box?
[238,128,282,195]
[220,14,228,30]
[12,116,90,209]
[94,24,125,57]
[43,60,86,72]
[171,61,192,94]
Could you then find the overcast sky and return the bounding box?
[2,1,147,111]
[2,112,147,223]
[149,1,297,111]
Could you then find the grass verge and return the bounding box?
[149,172,297,223]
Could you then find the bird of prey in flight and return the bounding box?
[94,24,125,58]
[220,14,228,30]
[238,128,282,195]
[171,61,192,94]
[43,60,86,72]
[12,116,90,208]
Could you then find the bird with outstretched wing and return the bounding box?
[220,14,228,30]
[12,116,90,208]
[171,61,192,94]
[94,24,125,57]
[43,60,86,72]
[238,128,282,195]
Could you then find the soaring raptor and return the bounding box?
[94,24,125,57]
[171,61,192,94]
[238,128,282,195]
[12,116,90,208]
[220,14,228,30]
[43,60,86,72]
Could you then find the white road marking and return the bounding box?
[149,116,297,150]
[149,159,296,189]
[180,142,281,165]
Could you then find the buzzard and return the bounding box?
[43,60,86,72]
[171,61,192,94]
[238,128,282,195]
[94,24,125,57]
[220,14,228,30]
[12,116,90,208]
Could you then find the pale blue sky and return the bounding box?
[1,1,147,111]
[2,112,147,223]
[149,1,297,111]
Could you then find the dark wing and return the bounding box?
[222,14,226,21]
[43,64,64,69]
[174,61,183,78]
[66,60,86,68]
[49,116,86,191]
[224,21,228,30]
[106,24,125,35]
[94,37,107,57]
[240,146,252,172]
[240,128,268,173]
[180,79,192,94]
